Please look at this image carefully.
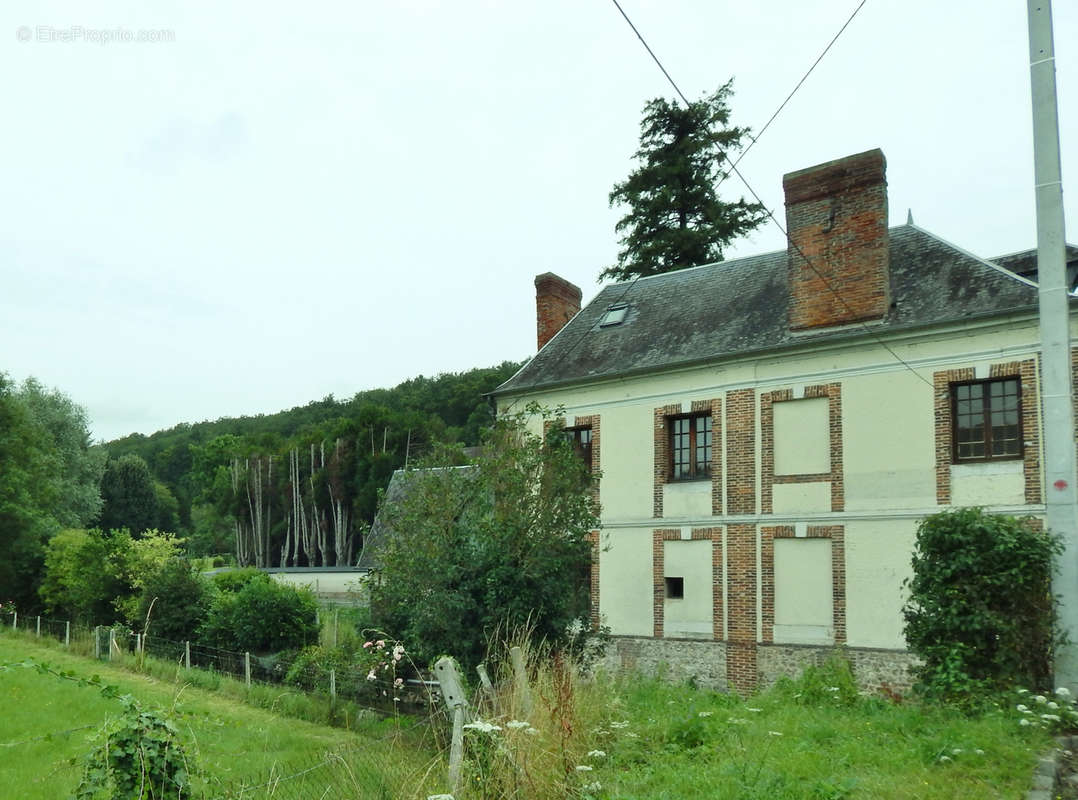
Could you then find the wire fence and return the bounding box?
[0,609,435,718]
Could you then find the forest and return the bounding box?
[0,361,521,611]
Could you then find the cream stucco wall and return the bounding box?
[772,482,831,514]
[844,519,917,649]
[773,538,833,644]
[843,370,937,511]
[774,397,830,475]
[664,539,713,638]
[599,528,653,636]
[663,481,711,518]
[596,404,653,519]
[951,460,1026,506]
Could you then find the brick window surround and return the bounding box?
[761,384,844,514]
[933,361,1040,504]
[546,414,601,509]
[653,399,722,517]
[589,530,601,630]
[760,525,846,646]
[651,527,723,640]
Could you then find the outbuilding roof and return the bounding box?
[494,224,1043,396]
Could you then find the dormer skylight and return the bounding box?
[599,303,629,327]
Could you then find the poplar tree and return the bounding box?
[602,80,765,282]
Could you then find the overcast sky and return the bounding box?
[2,1,1075,442]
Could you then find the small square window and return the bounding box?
[951,378,1022,462]
[664,576,684,599]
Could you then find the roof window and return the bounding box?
[599,303,629,327]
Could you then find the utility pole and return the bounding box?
[1027,0,1078,688]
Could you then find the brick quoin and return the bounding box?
[725,523,758,694]
[534,273,582,350]
[725,389,757,515]
[784,149,890,330]
[652,529,679,637]
[761,526,846,646]
[589,530,601,630]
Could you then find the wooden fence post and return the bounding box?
[476,663,497,715]
[245,652,251,687]
[510,646,532,716]
[435,656,471,795]
[36,616,40,637]
[185,640,191,670]
[108,629,116,661]
[330,669,336,706]
[64,620,70,648]
[12,611,16,631]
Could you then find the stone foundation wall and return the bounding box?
[602,637,918,694]
[602,637,728,691]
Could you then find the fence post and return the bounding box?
[245,652,251,687]
[185,641,191,669]
[330,669,336,706]
[64,620,70,648]
[12,611,16,631]
[94,626,100,660]
[435,656,470,795]
[510,646,532,716]
[135,633,141,654]
[333,610,338,648]
[36,616,40,637]
[108,629,116,661]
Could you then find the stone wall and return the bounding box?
[602,636,918,694]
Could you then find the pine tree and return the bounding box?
[601,80,765,282]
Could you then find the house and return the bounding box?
[490,148,1077,694]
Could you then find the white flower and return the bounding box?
[392,644,406,662]
[587,750,606,758]
[427,795,455,800]
[768,731,783,737]
[463,720,502,734]
[625,732,639,738]
[727,718,748,725]
[525,727,539,736]
[951,748,963,755]
[575,765,593,772]
[366,669,377,682]
[1020,718,1032,726]
[609,721,630,729]
[827,687,840,692]
[1034,695,1047,704]
[1017,688,1029,694]
[746,707,762,712]
[697,711,713,717]
[975,749,985,755]
[566,618,585,637]
[1056,687,1072,699]
[939,755,952,763]
[506,720,530,729]
[584,781,602,793]
[1048,701,1059,710]
[1041,714,1061,722]
[1016,704,1029,712]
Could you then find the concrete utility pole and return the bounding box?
[1027,0,1078,688]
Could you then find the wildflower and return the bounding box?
[625,732,639,738]
[566,618,585,637]
[575,765,593,772]
[697,711,713,717]
[427,795,455,800]
[975,749,985,755]
[827,687,840,692]
[1034,695,1047,704]
[746,707,762,712]
[727,718,748,725]
[1017,704,1029,712]
[363,641,373,648]
[525,727,539,735]
[1056,687,1072,699]
[1041,714,1061,722]
[506,720,530,730]
[768,731,783,737]
[463,720,502,733]
[1048,701,1059,710]
[1017,688,1029,694]
[1020,718,1032,726]
[375,639,386,648]
[609,720,630,729]
[366,669,377,682]
[394,677,404,688]
[393,644,405,662]
[939,755,952,763]
[584,781,602,793]
[951,748,962,755]
[587,750,606,758]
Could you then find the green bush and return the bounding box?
[902,508,1062,702]
[211,567,265,594]
[200,577,318,653]
[137,558,211,641]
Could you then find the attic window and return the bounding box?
[599,304,629,327]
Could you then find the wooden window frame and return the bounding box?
[668,412,712,481]
[950,377,1023,463]
[563,425,593,471]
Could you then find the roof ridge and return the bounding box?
[905,223,1039,289]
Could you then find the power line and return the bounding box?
[605,0,932,388]
[716,0,869,191]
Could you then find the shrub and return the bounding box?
[136,558,211,641]
[902,508,1062,702]
[200,577,318,653]
[211,567,265,594]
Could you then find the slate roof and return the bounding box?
[991,245,1078,288]
[494,224,1045,396]
[358,465,478,570]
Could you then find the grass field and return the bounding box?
[0,634,444,799]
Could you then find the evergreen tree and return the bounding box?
[601,80,765,282]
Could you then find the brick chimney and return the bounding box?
[535,272,582,350]
[784,149,890,330]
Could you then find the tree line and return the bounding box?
[0,362,521,613]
